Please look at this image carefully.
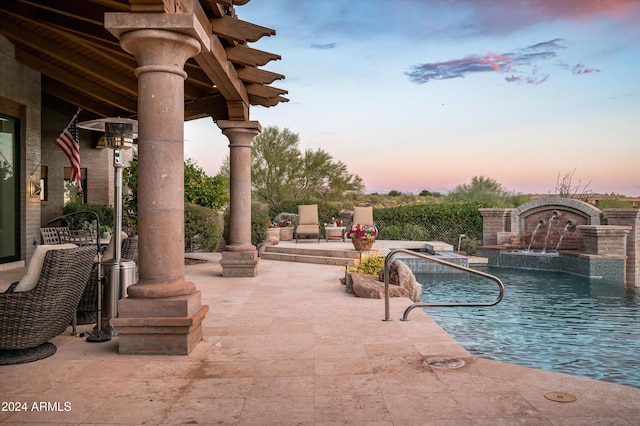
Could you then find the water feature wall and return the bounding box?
[478,198,640,286]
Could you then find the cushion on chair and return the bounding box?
[352,206,374,227]
[296,224,319,234]
[13,244,78,292]
[298,204,318,225]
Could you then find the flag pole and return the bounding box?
[29,107,83,177]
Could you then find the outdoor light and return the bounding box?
[78,117,138,149]
[77,116,138,340]
[29,177,41,198]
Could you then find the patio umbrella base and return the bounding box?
[0,342,57,365]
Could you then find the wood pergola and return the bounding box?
[0,0,288,354]
[0,0,287,122]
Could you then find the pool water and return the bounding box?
[415,267,640,388]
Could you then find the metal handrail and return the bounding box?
[383,249,504,321]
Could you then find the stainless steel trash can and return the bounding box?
[101,259,138,333]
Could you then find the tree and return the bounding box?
[221,126,364,205]
[446,175,528,207]
[551,168,592,200]
[184,158,228,210]
[123,158,228,231]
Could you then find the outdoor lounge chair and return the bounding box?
[0,245,96,364]
[295,204,321,243]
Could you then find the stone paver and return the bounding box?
[1,252,639,425]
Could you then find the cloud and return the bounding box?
[406,38,598,85]
[310,42,337,50]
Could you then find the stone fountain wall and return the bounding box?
[478,198,639,286]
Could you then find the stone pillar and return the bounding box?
[578,225,631,284]
[479,209,514,246]
[217,120,261,277]
[105,14,208,354]
[604,209,640,287]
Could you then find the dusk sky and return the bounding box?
[184,0,640,196]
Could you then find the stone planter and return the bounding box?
[351,236,375,251]
[266,227,280,245]
[325,226,346,241]
[279,227,294,241]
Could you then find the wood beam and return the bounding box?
[210,15,275,43]
[17,49,138,113]
[194,33,249,104]
[245,83,287,100]
[226,45,281,67]
[237,66,284,84]
[42,78,126,118]
[0,19,138,97]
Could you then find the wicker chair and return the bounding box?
[0,246,96,364]
[39,227,64,245]
[75,237,138,330]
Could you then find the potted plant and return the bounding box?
[278,216,294,241]
[266,223,280,245]
[100,225,111,239]
[346,224,377,251]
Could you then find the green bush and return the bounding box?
[373,202,487,246]
[348,254,385,275]
[251,210,271,247]
[401,224,429,241]
[61,203,114,234]
[184,202,224,252]
[378,224,402,240]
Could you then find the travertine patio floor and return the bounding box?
[1,250,639,425]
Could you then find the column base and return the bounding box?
[112,291,208,355]
[221,249,259,277]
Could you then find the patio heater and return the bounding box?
[78,117,138,339]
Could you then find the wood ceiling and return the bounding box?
[0,0,287,122]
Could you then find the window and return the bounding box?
[64,167,87,204]
[0,114,20,263]
[39,166,48,201]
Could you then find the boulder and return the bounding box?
[378,259,422,302]
[349,260,422,302]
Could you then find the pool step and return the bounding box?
[261,245,364,266]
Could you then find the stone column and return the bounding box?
[105,14,208,354]
[605,209,640,287]
[217,120,261,277]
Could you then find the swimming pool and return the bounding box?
[415,267,640,388]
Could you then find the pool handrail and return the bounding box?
[383,248,505,321]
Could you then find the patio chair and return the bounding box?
[39,227,63,245]
[352,206,378,234]
[0,245,96,364]
[295,204,321,243]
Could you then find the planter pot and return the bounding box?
[266,228,280,245]
[279,227,294,241]
[351,236,375,251]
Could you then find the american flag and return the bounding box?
[55,120,82,190]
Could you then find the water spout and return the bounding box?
[542,211,559,252]
[528,220,545,251]
[555,220,574,251]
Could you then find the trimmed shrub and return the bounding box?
[185,202,224,252]
[61,203,114,234]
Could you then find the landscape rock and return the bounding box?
[349,260,422,302]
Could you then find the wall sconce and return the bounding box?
[29,176,41,198]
